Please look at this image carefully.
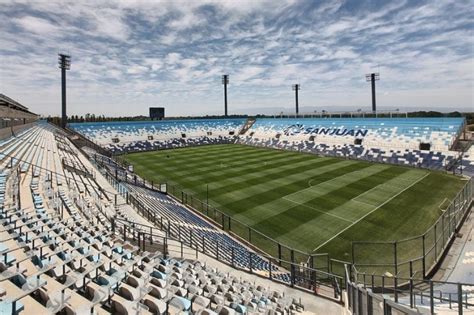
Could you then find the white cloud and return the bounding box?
[181,58,200,68]
[166,53,182,65]
[234,66,266,81]
[127,65,148,75]
[0,0,472,116]
[89,8,129,41]
[323,19,354,36]
[144,58,163,71]
[15,16,59,34]
[168,10,205,31]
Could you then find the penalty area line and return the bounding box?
[312,172,430,253]
[282,196,354,223]
[351,184,381,202]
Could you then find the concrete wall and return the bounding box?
[0,105,38,120]
[0,121,37,141]
[0,104,39,130]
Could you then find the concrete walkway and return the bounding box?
[434,207,474,284]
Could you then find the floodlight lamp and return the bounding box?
[222,74,229,84]
[365,72,380,81]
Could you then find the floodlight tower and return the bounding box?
[58,53,71,128]
[292,84,300,115]
[365,72,379,112]
[222,74,229,117]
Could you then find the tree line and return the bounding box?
[43,111,473,125]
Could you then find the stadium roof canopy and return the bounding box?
[0,93,38,119]
[0,93,30,112]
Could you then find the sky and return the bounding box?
[0,0,473,117]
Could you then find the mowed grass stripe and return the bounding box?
[124,145,250,165]
[148,150,314,189]
[145,146,295,178]
[275,169,426,251]
[217,160,363,208]
[225,160,368,216]
[127,146,282,182]
[283,165,406,204]
[133,145,273,173]
[351,169,427,208]
[315,172,458,259]
[251,165,406,241]
[125,144,466,261]
[196,157,336,194]
[128,144,257,167]
[312,172,430,252]
[316,169,427,222]
[155,149,283,180]
[182,150,312,182]
[158,152,313,191]
[145,144,256,160]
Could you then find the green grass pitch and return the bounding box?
[123,144,466,264]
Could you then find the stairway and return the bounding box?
[449,120,468,151]
[239,117,256,135]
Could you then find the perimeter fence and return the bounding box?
[92,151,472,284]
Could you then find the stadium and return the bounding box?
[1,1,473,315]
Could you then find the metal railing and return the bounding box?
[97,155,348,278]
[91,151,473,310]
[352,178,473,280]
[96,152,473,283]
[111,216,345,303]
[346,265,473,315]
[102,168,345,301]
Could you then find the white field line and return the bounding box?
[312,172,431,252]
[393,176,423,184]
[351,183,381,202]
[282,197,354,223]
[351,178,413,205]
[284,162,368,200]
[449,200,467,217]
[438,197,450,212]
[352,198,379,207]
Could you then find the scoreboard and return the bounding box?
[149,107,165,120]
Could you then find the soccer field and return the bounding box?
[123,144,466,263]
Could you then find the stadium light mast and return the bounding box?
[222,75,229,117]
[58,53,71,128]
[365,73,379,112]
[292,84,300,115]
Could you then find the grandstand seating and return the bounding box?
[1,118,470,314]
[107,136,235,154]
[236,117,465,171]
[70,119,246,153]
[459,145,474,177]
[122,184,279,274]
[70,117,467,172]
[237,137,458,171]
[0,122,309,314]
[245,118,464,152]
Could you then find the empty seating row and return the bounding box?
[122,184,280,274]
[246,117,464,152]
[106,136,235,154]
[1,176,304,314]
[238,136,460,171]
[0,122,310,314]
[70,119,246,147]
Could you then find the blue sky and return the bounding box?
[0,0,473,117]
